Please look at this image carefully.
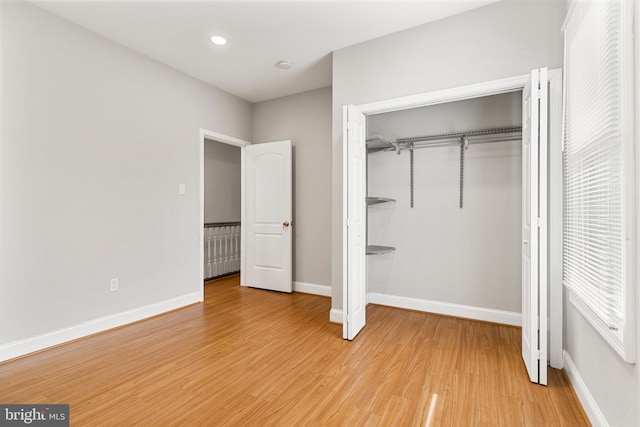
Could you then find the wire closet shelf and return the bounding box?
[366,126,523,154]
[366,126,523,209]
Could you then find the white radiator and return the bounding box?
[204,222,241,280]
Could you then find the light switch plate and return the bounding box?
[179,184,186,195]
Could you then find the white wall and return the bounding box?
[252,87,332,287]
[367,93,522,312]
[562,2,640,426]
[331,0,565,310]
[204,141,241,223]
[0,1,252,348]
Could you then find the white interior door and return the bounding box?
[522,68,548,385]
[245,140,292,293]
[343,105,367,340]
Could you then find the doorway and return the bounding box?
[199,129,249,297]
[198,129,294,296]
[203,140,242,281]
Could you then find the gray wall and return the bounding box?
[204,141,241,223]
[331,0,565,310]
[0,1,252,345]
[252,87,332,287]
[367,93,522,312]
[562,2,640,426]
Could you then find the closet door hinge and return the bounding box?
[537,217,542,228]
[537,349,543,360]
[346,122,354,134]
[345,218,350,227]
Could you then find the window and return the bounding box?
[563,0,635,362]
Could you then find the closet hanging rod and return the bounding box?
[368,126,522,152]
[408,135,521,149]
[399,126,522,143]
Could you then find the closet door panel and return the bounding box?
[522,69,539,384]
[344,105,367,340]
[521,68,548,385]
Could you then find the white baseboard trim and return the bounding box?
[0,292,201,363]
[563,350,609,427]
[329,308,343,324]
[366,292,521,326]
[294,281,331,297]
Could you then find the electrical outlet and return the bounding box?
[110,278,119,292]
[178,184,186,195]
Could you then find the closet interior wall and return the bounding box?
[366,92,523,314]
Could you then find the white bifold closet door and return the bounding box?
[522,68,548,385]
[343,105,367,340]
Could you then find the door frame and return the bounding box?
[199,129,251,300]
[345,70,564,368]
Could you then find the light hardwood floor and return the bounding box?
[1,275,589,426]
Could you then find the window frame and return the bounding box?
[562,0,636,363]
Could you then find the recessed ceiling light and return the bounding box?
[276,60,292,70]
[210,36,227,46]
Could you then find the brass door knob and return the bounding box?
[283,221,290,227]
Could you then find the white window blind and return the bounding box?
[563,0,635,362]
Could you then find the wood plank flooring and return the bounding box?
[0,275,589,426]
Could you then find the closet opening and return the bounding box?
[365,92,523,325]
[343,69,564,386]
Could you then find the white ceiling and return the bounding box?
[32,0,499,103]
